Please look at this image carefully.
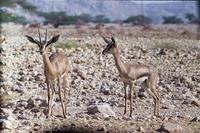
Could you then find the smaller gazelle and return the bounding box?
[102,36,160,117]
[26,29,69,118]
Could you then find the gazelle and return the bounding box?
[102,36,160,117]
[26,29,69,118]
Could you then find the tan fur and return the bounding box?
[26,30,69,118]
[43,49,69,118]
[103,38,160,117]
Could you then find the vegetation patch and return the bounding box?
[55,40,79,49]
[153,41,179,49]
[55,40,94,50]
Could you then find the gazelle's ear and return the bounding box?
[46,35,60,47]
[102,36,111,44]
[26,35,40,45]
[111,37,115,44]
[111,37,116,47]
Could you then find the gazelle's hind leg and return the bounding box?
[146,72,160,116]
[142,73,160,116]
[62,74,69,114]
[62,74,69,99]
[47,81,55,118]
[146,87,159,116]
[58,77,67,118]
[155,86,160,115]
[129,81,136,118]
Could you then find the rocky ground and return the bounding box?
[0,23,200,132]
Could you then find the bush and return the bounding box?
[55,40,78,49]
[0,0,37,11]
[40,12,98,27]
[162,16,184,24]
[124,15,152,25]
[185,13,199,24]
[93,15,111,23]
[0,12,29,24]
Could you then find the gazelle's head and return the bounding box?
[26,29,59,55]
[102,36,116,55]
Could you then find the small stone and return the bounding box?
[26,98,36,109]
[0,119,13,129]
[83,84,89,89]
[191,116,200,122]
[35,74,43,81]
[11,85,24,93]
[31,108,40,113]
[96,127,106,132]
[138,126,145,132]
[182,97,200,107]
[38,100,48,107]
[87,103,116,118]
[100,82,110,95]
[73,68,87,80]
[157,122,183,132]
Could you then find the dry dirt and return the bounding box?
[0,23,200,132]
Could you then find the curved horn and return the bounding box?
[45,29,47,43]
[38,28,42,43]
[111,37,115,44]
[102,36,110,44]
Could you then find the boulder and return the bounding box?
[87,103,116,118]
[157,122,182,132]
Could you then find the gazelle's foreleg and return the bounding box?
[123,83,128,115]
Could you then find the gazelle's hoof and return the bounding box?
[154,114,161,118]
[63,115,67,118]
[46,114,51,119]
[128,113,134,119]
[63,112,67,118]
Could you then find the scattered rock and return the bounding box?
[38,100,48,107]
[73,68,87,80]
[182,97,200,107]
[26,98,36,109]
[31,108,40,113]
[100,82,110,95]
[96,126,107,132]
[157,122,183,132]
[0,115,18,129]
[0,119,13,129]
[138,126,145,132]
[35,73,43,81]
[87,103,116,118]
[191,116,200,122]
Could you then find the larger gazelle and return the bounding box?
[102,36,160,117]
[26,29,69,118]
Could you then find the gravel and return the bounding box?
[0,23,200,132]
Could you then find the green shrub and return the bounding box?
[153,41,178,50]
[185,13,199,24]
[55,40,78,49]
[124,15,152,25]
[162,16,184,24]
[93,15,111,23]
[0,12,29,24]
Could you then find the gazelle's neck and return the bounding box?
[42,50,54,76]
[112,47,127,75]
